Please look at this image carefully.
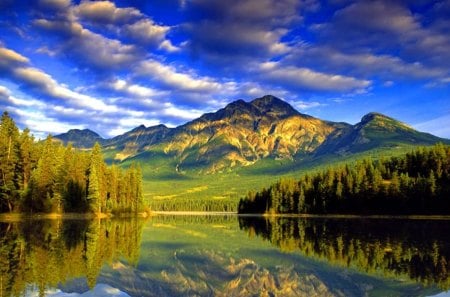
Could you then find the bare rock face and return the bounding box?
[160,95,339,172]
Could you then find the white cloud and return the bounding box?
[0,47,29,66]
[293,100,324,110]
[260,62,371,92]
[13,66,117,112]
[162,102,204,120]
[72,28,140,70]
[74,1,175,52]
[9,108,83,139]
[334,1,418,34]
[35,46,58,57]
[5,95,46,108]
[75,1,142,24]
[0,85,11,97]
[287,46,448,81]
[158,40,180,53]
[124,19,170,45]
[34,19,83,36]
[137,60,222,93]
[34,18,141,70]
[110,79,166,98]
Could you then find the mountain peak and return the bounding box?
[66,128,100,137]
[198,99,259,122]
[360,112,392,124]
[55,128,103,148]
[359,112,414,131]
[130,124,146,132]
[250,95,299,118]
[225,99,251,109]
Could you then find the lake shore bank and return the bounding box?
[259,213,450,220]
[2,211,450,221]
[151,211,237,216]
[0,211,152,222]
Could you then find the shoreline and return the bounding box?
[0,212,152,222]
[142,211,450,220]
[2,211,450,221]
[258,213,450,220]
[151,211,237,216]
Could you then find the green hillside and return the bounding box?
[125,145,417,211]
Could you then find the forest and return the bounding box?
[238,144,450,215]
[0,111,144,214]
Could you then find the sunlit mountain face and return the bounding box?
[54,95,447,173]
[0,1,449,139]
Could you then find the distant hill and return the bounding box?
[54,128,104,148]
[54,95,448,173]
[314,112,443,156]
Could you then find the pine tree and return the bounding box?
[87,142,106,213]
[135,165,144,212]
[0,111,20,212]
[428,170,436,196]
[18,128,35,190]
[87,165,100,213]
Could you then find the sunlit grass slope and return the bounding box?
[114,145,419,211]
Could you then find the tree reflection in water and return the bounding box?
[0,218,144,297]
[239,217,450,289]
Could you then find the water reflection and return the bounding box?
[239,217,450,289]
[1,216,449,297]
[0,218,143,297]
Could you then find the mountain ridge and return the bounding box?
[54,95,448,172]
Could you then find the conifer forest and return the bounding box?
[0,112,143,214]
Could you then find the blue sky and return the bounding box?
[0,0,449,139]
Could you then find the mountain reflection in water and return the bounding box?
[1,216,449,297]
[239,217,450,290]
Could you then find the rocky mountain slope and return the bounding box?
[54,95,447,173]
[54,128,104,148]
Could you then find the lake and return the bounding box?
[1,215,449,297]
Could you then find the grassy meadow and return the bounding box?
[104,145,417,211]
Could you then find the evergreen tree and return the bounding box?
[87,165,100,213]
[0,111,20,212]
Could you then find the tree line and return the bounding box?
[149,197,237,212]
[0,111,144,213]
[239,143,450,214]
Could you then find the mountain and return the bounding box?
[54,128,104,148]
[104,124,170,161]
[54,95,447,173]
[315,112,442,156]
[160,95,339,172]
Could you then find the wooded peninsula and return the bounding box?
[0,112,144,214]
[239,144,450,215]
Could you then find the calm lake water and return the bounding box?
[1,215,449,297]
